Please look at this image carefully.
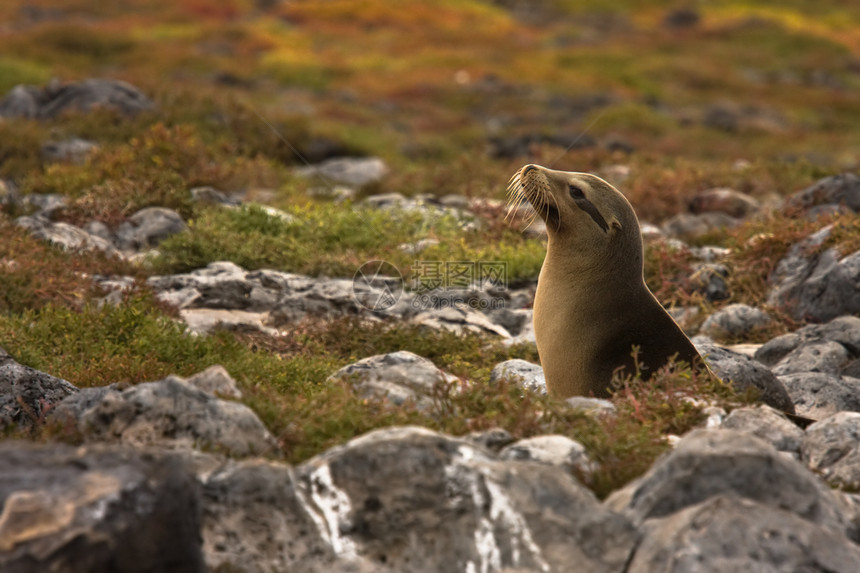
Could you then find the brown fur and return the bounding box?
[507,164,703,398]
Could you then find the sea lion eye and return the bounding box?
[569,185,585,199]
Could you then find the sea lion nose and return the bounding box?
[522,164,537,176]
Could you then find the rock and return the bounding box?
[803,412,860,488]
[755,315,860,371]
[115,207,187,251]
[499,435,593,475]
[465,427,515,452]
[695,342,795,414]
[16,216,118,255]
[688,244,731,262]
[787,173,860,214]
[627,495,860,573]
[0,78,155,119]
[485,307,528,336]
[412,305,511,337]
[41,137,99,164]
[180,308,277,336]
[565,397,617,416]
[296,157,388,188]
[200,458,335,573]
[779,372,860,420]
[326,351,459,407]
[0,85,40,118]
[605,429,857,540]
[689,187,760,218]
[490,359,546,394]
[0,441,204,572]
[767,225,860,322]
[0,352,78,431]
[84,220,114,242]
[189,186,240,206]
[184,365,243,399]
[51,374,277,456]
[398,237,440,254]
[771,341,850,376]
[295,426,638,571]
[433,194,466,209]
[699,303,772,339]
[306,185,356,202]
[720,406,804,456]
[359,192,407,209]
[687,263,730,302]
[149,261,414,324]
[662,212,740,239]
[502,309,537,347]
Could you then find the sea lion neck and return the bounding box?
[544,230,645,287]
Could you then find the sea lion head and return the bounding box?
[507,164,643,274]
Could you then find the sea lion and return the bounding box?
[507,164,703,398]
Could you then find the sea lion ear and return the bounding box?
[610,219,622,231]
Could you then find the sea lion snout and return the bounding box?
[521,164,538,177]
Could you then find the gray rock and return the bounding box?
[115,207,187,251]
[565,397,617,416]
[0,84,40,118]
[397,237,439,254]
[327,351,458,407]
[412,305,511,337]
[200,458,335,573]
[755,315,860,369]
[0,78,154,119]
[779,372,860,419]
[295,426,638,572]
[51,374,277,456]
[189,186,240,206]
[696,342,795,414]
[184,365,242,399]
[19,192,68,216]
[0,352,78,431]
[699,303,772,339]
[767,225,860,322]
[179,308,277,336]
[628,495,860,573]
[490,359,547,394]
[149,262,414,324]
[465,427,515,452]
[485,307,528,336]
[605,429,857,540]
[787,173,860,213]
[296,157,388,188]
[41,137,99,164]
[689,187,760,218]
[16,216,118,255]
[0,441,204,572]
[83,220,114,242]
[499,434,593,475]
[501,309,537,347]
[662,212,740,239]
[720,406,804,456]
[802,412,860,488]
[359,192,407,208]
[687,263,731,302]
[771,340,850,376]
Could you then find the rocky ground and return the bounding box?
[3,79,860,572]
[3,1,860,571]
